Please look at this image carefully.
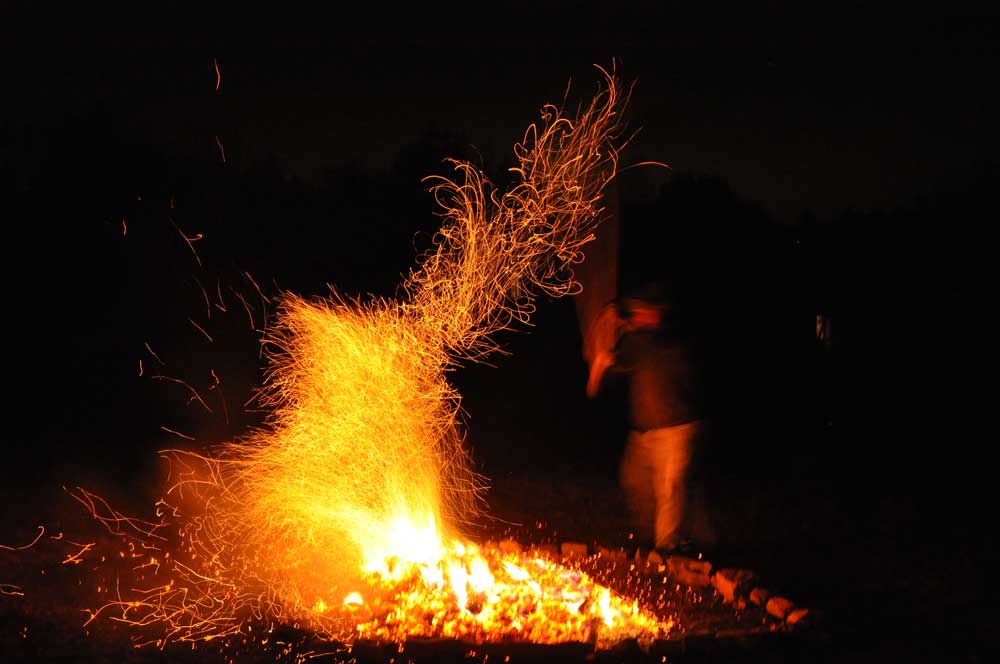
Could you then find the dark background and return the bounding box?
[1,12,996,661]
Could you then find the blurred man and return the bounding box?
[587,281,714,553]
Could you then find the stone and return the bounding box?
[498,538,522,555]
[560,541,588,559]
[786,608,815,627]
[594,545,628,565]
[629,548,663,573]
[711,568,758,604]
[749,587,770,607]
[765,596,795,620]
[667,555,711,576]
[531,542,559,559]
[667,555,713,587]
[678,567,712,587]
[643,549,667,574]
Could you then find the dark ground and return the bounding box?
[1,324,992,664]
[0,461,992,664]
[480,467,993,664]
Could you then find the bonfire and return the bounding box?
[29,65,680,655]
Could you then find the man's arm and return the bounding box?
[585,302,623,398]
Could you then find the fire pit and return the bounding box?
[2,520,822,662]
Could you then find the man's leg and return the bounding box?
[619,430,655,546]
[648,422,698,550]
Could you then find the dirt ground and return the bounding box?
[479,466,993,664]
[1,454,992,663]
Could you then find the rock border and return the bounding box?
[492,537,825,635]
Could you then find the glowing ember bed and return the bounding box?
[1,527,823,663]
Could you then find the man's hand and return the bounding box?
[586,349,615,398]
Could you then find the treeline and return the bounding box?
[2,111,989,494]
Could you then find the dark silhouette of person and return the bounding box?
[586,281,715,553]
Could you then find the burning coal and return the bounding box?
[59,66,673,652]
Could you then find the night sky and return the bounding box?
[2,17,995,535]
[9,21,998,222]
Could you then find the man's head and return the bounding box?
[618,281,673,331]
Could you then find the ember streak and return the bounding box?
[42,66,677,654]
